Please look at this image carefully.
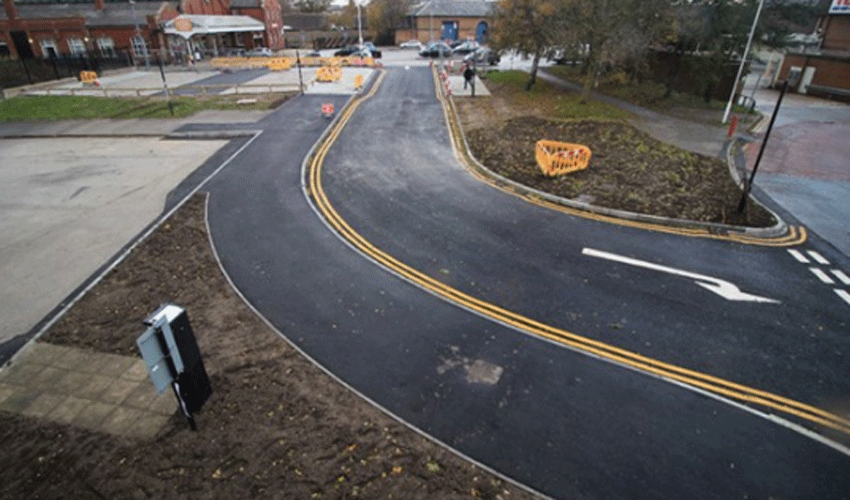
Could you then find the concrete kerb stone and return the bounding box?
[444,82,790,240]
[166,129,262,140]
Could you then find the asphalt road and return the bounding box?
[205,67,850,498]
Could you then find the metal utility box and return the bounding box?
[138,304,212,427]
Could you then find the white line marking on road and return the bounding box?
[830,269,850,286]
[810,267,835,285]
[807,250,830,265]
[787,249,810,264]
[836,289,850,306]
[582,248,780,304]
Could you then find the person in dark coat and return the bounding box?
[463,64,475,90]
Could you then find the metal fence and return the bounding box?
[1,50,138,90]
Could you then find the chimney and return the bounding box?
[4,0,18,22]
[94,0,104,10]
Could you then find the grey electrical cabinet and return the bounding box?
[139,304,212,428]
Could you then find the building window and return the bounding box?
[68,37,86,55]
[40,39,58,58]
[98,37,116,57]
[253,33,264,47]
[131,35,147,58]
[0,42,9,58]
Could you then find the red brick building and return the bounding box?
[0,0,283,61]
[776,0,850,100]
[395,0,495,45]
[0,0,177,60]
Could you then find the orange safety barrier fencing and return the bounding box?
[535,140,592,176]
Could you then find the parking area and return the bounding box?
[0,137,227,346]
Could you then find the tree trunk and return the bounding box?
[525,50,541,91]
[580,56,595,102]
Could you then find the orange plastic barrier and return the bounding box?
[79,71,98,84]
[535,140,592,176]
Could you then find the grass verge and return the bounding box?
[543,66,756,118]
[481,70,632,121]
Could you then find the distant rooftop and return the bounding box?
[1,1,171,24]
[409,0,496,18]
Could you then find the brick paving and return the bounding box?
[0,342,175,438]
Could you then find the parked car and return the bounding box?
[361,43,382,58]
[419,42,452,58]
[334,45,360,56]
[334,44,381,58]
[226,48,247,57]
[246,47,273,57]
[452,41,480,55]
[399,40,423,50]
[463,47,500,66]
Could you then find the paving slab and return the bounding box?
[0,342,175,438]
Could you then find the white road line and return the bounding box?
[787,249,810,264]
[836,289,850,306]
[807,250,830,265]
[830,269,850,286]
[810,267,835,284]
[583,248,779,303]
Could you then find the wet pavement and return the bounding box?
[744,70,850,255]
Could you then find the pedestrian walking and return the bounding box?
[463,64,475,90]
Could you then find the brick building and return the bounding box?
[0,0,283,61]
[776,0,850,100]
[0,0,176,60]
[395,0,496,45]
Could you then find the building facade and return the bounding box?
[776,0,850,100]
[0,0,283,61]
[1,0,176,60]
[395,0,495,45]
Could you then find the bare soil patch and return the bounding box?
[0,194,536,499]
[455,88,774,228]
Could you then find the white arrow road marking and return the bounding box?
[582,248,780,304]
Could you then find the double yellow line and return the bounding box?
[432,66,807,248]
[306,69,850,440]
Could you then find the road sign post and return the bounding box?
[737,79,789,214]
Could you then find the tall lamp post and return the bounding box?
[430,0,434,42]
[722,0,764,124]
[356,0,363,47]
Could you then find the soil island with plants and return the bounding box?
[454,70,773,228]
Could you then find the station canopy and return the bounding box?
[163,15,265,39]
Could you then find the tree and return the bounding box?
[668,0,764,102]
[366,0,413,46]
[328,0,359,30]
[491,0,561,91]
[293,0,331,13]
[557,0,675,101]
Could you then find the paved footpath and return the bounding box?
[0,343,176,438]
[743,72,850,256]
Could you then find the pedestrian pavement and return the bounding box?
[0,342,176,438]
[742,71,850,256]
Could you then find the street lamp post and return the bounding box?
[430,0,434,42]
[722,0,764,124]
[356,1,363,47]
